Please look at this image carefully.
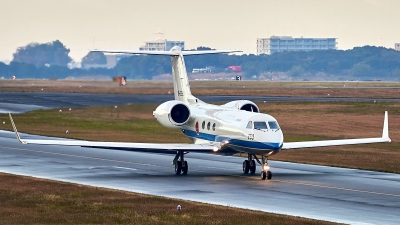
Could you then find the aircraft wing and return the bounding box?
[8,114,217,153]
[281,111,391,150]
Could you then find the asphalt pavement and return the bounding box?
[1,130,400,224]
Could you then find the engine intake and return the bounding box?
[170,104,190,124]
[153,100,191,128]
[221,100,259,113]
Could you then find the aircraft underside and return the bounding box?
[181,134,277,179]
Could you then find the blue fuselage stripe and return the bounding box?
[182,129,281,150]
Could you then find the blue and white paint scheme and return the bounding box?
[9,46,391,180]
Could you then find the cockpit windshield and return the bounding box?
[254,121,268,130]
[268,121,280,129]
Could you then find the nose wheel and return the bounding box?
[243,154,272,180]
[260,156,272,180]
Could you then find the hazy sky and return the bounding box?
[1,0,399,62]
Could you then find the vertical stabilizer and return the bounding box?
[170,47,194,104]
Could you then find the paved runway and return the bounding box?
[1,92,399,113]
[1,92,400,224]
[1,130,400,225]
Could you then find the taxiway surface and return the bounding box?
[1,92,399,113]
[1,130,400,225]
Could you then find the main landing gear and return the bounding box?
[242,153,256,174]
[243,154,272,180]
[173,151,188,175]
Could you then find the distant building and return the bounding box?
[139,39,185,51]
[395,43,400,51]
[257,36,337,55]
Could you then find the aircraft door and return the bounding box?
[246,121,255,141]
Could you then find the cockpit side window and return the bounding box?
[254,121,268,130]
[246,121,253,129]
[268,121,280,129]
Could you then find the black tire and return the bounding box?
[261,171,267,180]
[250,159,256,174]
[175,161,182,175]
[267,171,272,180]
[181,161,188,175]
[243,160,250,174]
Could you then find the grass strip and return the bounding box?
[0,172,341,224]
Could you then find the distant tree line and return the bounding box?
[1,40,400,81]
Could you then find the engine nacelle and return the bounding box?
[221,100,259,113]
[153,100,191,128]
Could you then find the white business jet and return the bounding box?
[9,46,391,180]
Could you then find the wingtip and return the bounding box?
[382,111,389,141]
[8,113,26,144]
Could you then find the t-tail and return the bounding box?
[170,47,195,104]
[91,47,241,104]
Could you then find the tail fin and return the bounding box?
[91,47,241,104]
[170,51,193,103]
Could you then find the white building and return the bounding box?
[257,36,337,55]
[139,40,185,51]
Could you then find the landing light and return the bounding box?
[263,165,270,171]
[213,147,219,152]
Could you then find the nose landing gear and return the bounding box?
[243,154,271,180]
[260,156,272,180]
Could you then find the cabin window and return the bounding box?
[268,121,280,129]
[202,121,205,129]
[207,122,211,130]
[212,123,216,131]
[246,121,253,129]
[254,121,268,130]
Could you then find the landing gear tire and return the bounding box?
[267,171,272,180]
[243,160,250,174]
[175,161,182,175]
[181,161,188,175]
[250,159,256,174]
[260,156,272,180]
[261,171,267,180]
[261,171,272,180]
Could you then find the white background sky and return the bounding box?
[0,0,399,62]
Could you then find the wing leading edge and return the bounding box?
[8,113,217,152]
[281,111,391,150]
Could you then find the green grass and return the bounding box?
[0,173,341,225]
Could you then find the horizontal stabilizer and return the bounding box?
[91,49,241,56]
